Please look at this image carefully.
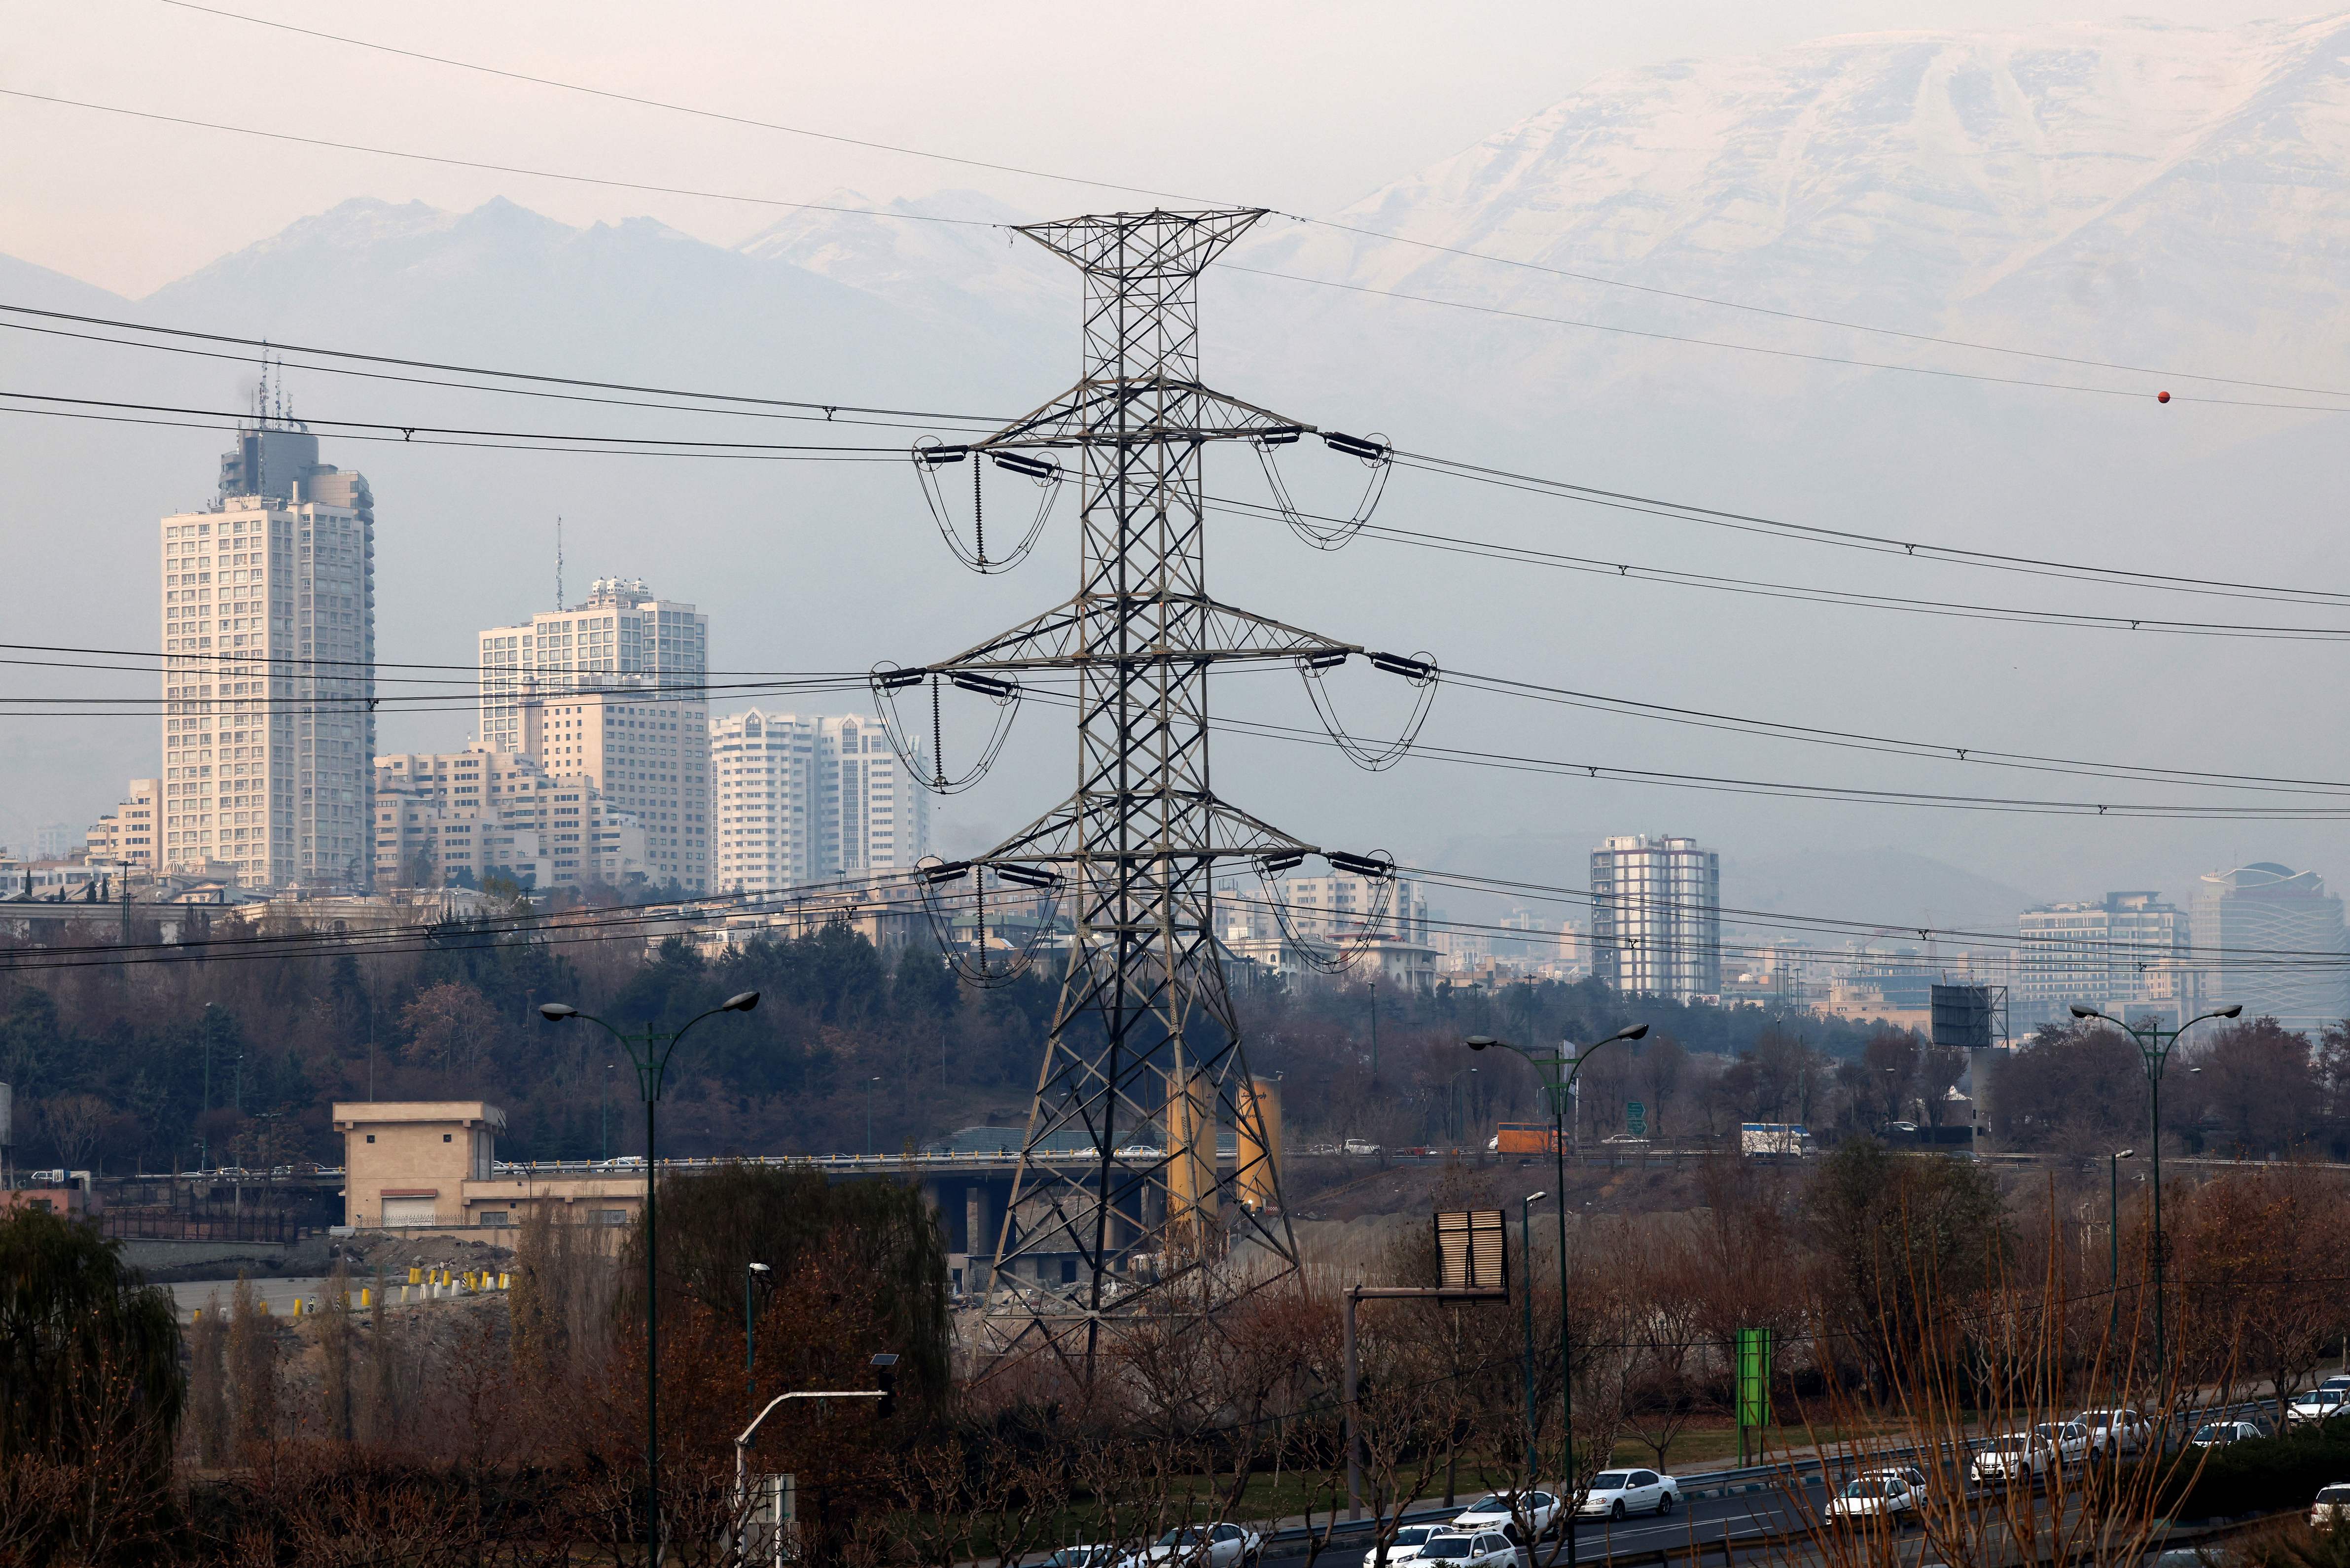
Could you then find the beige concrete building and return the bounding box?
[161,412,375,890]
[477,578,709,891]
[334,1101,644,1230]
[373,750,650,891]
[84,779,161,871]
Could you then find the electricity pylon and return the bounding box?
[882,208,1424,1379]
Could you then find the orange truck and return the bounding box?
[1490,1123,1561,1155]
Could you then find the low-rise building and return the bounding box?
[374,750,649,891]
[333,1100,645,1231]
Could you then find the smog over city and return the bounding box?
[2,3,2349,1563]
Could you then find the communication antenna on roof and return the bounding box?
[254,343,271,424]
[556,516,565,609]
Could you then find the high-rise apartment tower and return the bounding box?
[1589,834,1722,1002]
[160,405,375,888]
[708,710,928,892]
[478,578,710,891]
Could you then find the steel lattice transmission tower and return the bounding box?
[882,208,1425,1377]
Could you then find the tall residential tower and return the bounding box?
[160,407,375,888]
[708,710,927,892]
[1589,834,1722,1002]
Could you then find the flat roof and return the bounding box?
[332,1101,506,1130]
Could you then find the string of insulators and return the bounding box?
[1322,431,1389,461]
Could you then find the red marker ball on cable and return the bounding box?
[2157,390,2171,403]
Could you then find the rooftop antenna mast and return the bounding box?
[556,516,564,609]
[879,209,1430,1383]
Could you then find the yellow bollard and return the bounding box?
[259,1300,271,1316]
[191,1307,201,1321]
[498,1273,509,1290]
[360,1288,370,1307]
[293,1297,304,1317]
[408,1266,421,1285]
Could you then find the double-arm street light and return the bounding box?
[541,990,761,1568]
[2068,1002,2241,1383]
[1519,1189,1549,1486]
[1467,1023,1648,1568]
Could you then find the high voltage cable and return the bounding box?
[1205,495,2350,639]
[1383,455,2350,607]
[1224,262,2350,414]
[0,316,1003,435]
[0,88,1005,228]
[13,296,2342,611]
[149,0,1226,208]
[0,302,1008,424]
[145,0,2350,405]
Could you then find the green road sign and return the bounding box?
[1737,1326,1774,1430]
[1625,1100,1646,1137]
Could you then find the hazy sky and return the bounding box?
[0,0,2312,295]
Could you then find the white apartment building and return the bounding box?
[85,780,161,871]
[477,578,710,891]
[160,416,375,890]
[708,711,928,891]
[1589,834,1722,1002]
[1225,872,1429,945]
[373,751,648,891]
[2016,891,2190,1027]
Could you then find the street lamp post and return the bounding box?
[1520,1189,1549,1486]
[1467,1023,1649,1568]
[2069,1003,2241,1388]
[864,1075,882,1157]
[541,990,761,1568]
[745,1261,773,1401]
[2107,1147,2135,1336]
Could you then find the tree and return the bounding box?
[1861,1029,1921,1127]
[38,1093,112,1171]
[0,1209,183,1562]
[398,981,502,1077]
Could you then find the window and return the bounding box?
[479,1211,511,1228]
[365,1134,376,1143]
[443,1133,453,1143]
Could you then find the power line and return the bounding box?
[150,0,1226,208]
[0,302,1007,424]
[144,0,2348,406]
[0,88,1008,228]
[1386,453,2350,607]
[1288,216,2350,403]
[1224,262,2349,415]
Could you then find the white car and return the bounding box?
[1823,1472,1923,1524]
[1413,1532,1515,1568]
[1125,1524,1261,1568]
[1343,1139,1382,1156]
[2076,1408,2151,1455]
[2312,1484,2350,1529]
[2286,1389,2349,1426]
[2189,1421,2262,1448]
[1576,1469,1679,1519]
[1971,1434,2053,1485]
[2319,1376,2350,1395]
[2034,1421,2092,1464]
[1042,1549,1119,1568]
[1454,1490,1560,1536]
[1362,1525,1443,1566]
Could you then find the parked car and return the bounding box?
[1124,1524,1261,1568]
[2035,1421,2093,1464]
[1824,1471,1923,1524]
[2319,1376,2350,1395]
[1971,1433,2053,1485]
[1413,1533,1515,1568]
[2286,1389,2350,1426]
[2312,1484,2350,1530]
[1454,1490,1560,1536]
[1576,1469,1679,1519]
[1042,1547,1119,1568]
[1360,1524,1444,1566]
[2076,1408,2152,1455]
[2189,1421,2263,1449]
[1342,1139,1382,1156]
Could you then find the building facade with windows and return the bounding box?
[85,780,161,871]
[477,578,709,891]
[2015,891,2191,1027]
[159,413,375,889]
[708,710,928,892]
[1589,834,1721,1002]
[373,751,648,891]
[2192,863,2350,1032]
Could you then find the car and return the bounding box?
[2034,1421,2093,1464]
[2189,1421,2263,1449]
[1124,1524,1262,1568]
[2313,1485,2350,1530]
[1600,1134,1651,1146]
[2077,1408,2152,1456]
[1342,1139,1382,1156]
[1576,1469,1679,1519]
[1412,1532,1515,1568]
[1360,1524,1444,1566]
[2319,1376,2350,1396]
[1041,1548,1119,1568]
[1113,1144,1164,1160]
[1453,1490,1560,1536]
[1971,1433,2053,1485]
[2287,1390,2350,1426]
[1823,1472,1922,1524]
